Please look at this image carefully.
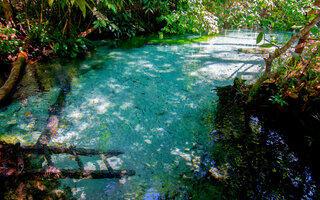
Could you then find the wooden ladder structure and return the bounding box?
[0,142,135,180]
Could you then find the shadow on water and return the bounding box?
[176,85,320,199]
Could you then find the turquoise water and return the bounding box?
[1,30,269,199]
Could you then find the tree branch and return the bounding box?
[78,26,97,37]
[263,12,320,77]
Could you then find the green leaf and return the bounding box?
[48,0,54,7]
[54,43,60,52]
[259,43,274,48]
[63,43,68,51]
[256,32,263,44]
[78,0,86,17]
[73,44,79,52]
[270,21,275,28]
[310,26,319,36]
[101,20,107,28]
[107,3,117,13]
[93,21,100,28]
[70,51,77,58]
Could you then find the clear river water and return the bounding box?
[1,30,318,199]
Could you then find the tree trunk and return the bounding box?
[294,0,320,55]
[0,51,27,104]
[1,0,13,22]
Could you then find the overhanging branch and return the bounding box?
[263,13,320,77]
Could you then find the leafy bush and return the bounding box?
[28,21,51,47]
[159,0,218,35]
[0,25,23,61]
[210,0,313,31]
[52,31,92,58]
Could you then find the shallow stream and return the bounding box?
[1,30,318,199]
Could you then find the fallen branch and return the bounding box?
[0,51,27,103]
[78,26,96,37]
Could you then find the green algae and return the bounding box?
[117,34,217,49]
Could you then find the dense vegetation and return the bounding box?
[209,0,314,30]
[1,0,317,61]
[248,0,320,112]
[0,0,219,61]
[1,0,320,199]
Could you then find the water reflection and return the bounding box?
[192,85,319,199]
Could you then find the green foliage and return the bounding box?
[109,12,145,38]
[49,0,94,18]
[210,0,313,31]
[0,0,127,60]
[0,25,23,60]
[28,21,52,50]
[159,0,218,35]
[52,31,92,58]
[269,93,288,106]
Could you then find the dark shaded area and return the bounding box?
[0,62,11,87]
[206,82,320,199]
[250,83,320,185]
[173,81,320,199]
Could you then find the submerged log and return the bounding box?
[22,168,135,179]
[1,143,133,180]
[19,145,124,157]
